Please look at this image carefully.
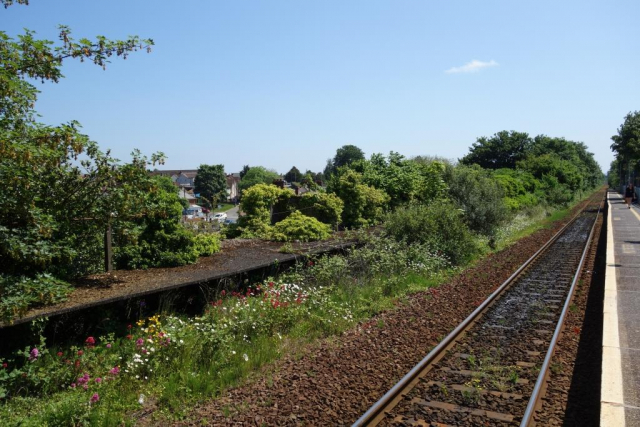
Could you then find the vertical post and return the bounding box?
[104,222,113,273]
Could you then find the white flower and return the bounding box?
[243,354,249,362]
[135,375,139,379]
[231,350,236,355]
[138,394,145,404]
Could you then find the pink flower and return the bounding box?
[70,383,76,388]
[109,366,120,375]
[106,344,112,349]
[90,393,99,403]
[82,384,88,390]
[95,377,102,384]
[29,348,39,361]
[135,338,144,347]
[57,351,63,357]
[1,363,7,369]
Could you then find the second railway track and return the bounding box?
[354,193,604,427]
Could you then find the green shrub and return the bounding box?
[0,274,73,321]
[328,168,389,228]
[238,184,293,239]
[270,211,331,242]
[443,164,508,236]
[193,233,221,257]
[383,201,479,265]
[298,192,344,226]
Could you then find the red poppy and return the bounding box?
[85,337,95,347]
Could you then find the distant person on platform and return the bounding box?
[625,183,635,209]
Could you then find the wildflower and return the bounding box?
[126,334,133,340]
[56,351,63,357]
[127,324,132,330]
[2,363,7,369]
[95,377,102,384]
[29,348,39,361]
[77,350,84,356]
[83,384,88,390]
[106,343,112,349]
[90,393,100,403]
[85,336,96,347]
[243,354,249,362]
[70,383,76,388]
[221,290,226,296]
[136,338,144,347]
[138,394,145,404]
[109,366,120,375]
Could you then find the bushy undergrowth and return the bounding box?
[383,201,479,265]
[270,211,331,242]
[192,233,221,257]
[0,274,73,322]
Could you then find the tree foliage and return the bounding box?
[238,166,280,195]
[327,168,389,228]
[194,164,226,207]
[351,152,447,208]
[237,184,292,238]
[298,191,344,226]
[324,144,365,177]
[461,131,532,169]
[0,7,221,319]
[443,164,508,237]
[284,166,302,183]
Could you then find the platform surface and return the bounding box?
[602,190,640,426]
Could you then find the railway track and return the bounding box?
[353,194,603,427]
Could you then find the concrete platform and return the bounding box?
[602,190,640,426]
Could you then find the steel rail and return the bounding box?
[352,197,597,427]
[519,200,603,426]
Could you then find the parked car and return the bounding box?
[223,218,237,225]
[213,212,227,223]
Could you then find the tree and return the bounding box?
[284,166,302,183]
[327,168,388,228]
[237,184,292,238]
[611,111,640,182]
[461,131,532,169]
[194,164,226,207]
[238,166,280,194]
[239,164,250,179]
[324,145,365,177]
[442,164,508,237]
[0,4,215,318]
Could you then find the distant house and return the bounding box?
[178,187,197,205]
[151,169,198,190]
[152,169,241,202]
[226,173,240,203]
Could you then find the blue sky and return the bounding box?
[4,1,638,174]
